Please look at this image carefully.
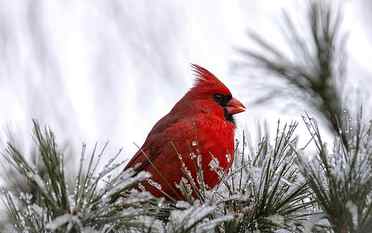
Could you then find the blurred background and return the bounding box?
[0,0,371,161]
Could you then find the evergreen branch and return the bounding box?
[298,114,372,233]
[238,0,348,140]
[213,122,313,233]
[1,121,158,233]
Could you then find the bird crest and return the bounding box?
[190,64,230,94]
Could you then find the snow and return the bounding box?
[184,205,215,229]
[167,204,221,232]
[30,173,48,195]
[147,178,162,191]
[122,191,152,205]
[208,157,220,171]
[46,214,73,231]
[225,153,232,163]
[174,177,193,197]
[265,214,284,226]
[106,170,150,197]
[346,201,358,229]
[197,214,234,232]
[175,201,191,209]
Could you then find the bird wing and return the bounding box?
[125,112,233,172]
[124,113,191,173]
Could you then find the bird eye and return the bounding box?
[213,93,231,106]
[213,94,223,101]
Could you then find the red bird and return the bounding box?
[125,64,245,201]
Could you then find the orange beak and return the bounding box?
[226,97,246,115]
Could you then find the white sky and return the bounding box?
[0,0,371,162]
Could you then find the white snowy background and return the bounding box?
[0,0,371,162]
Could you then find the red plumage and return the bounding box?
[125,64,245,201]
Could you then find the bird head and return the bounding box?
[184,64,246,124]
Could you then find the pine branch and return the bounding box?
[297,113,372,233]
[237,0,348,141]
[1,121,238,233]
[210,121,314,233]
[1,120,158,233]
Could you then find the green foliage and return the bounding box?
[237,0,347,137]
[1,120,315,233]
[1,115,372,233]
[235,0,372,231]
[212,122,313,233]
[2,1,372,233]
[297,113,372,233]
[1,121,157,233]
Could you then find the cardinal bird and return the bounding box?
[124,64,245,201]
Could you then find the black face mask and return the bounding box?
[213,93,235,124]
